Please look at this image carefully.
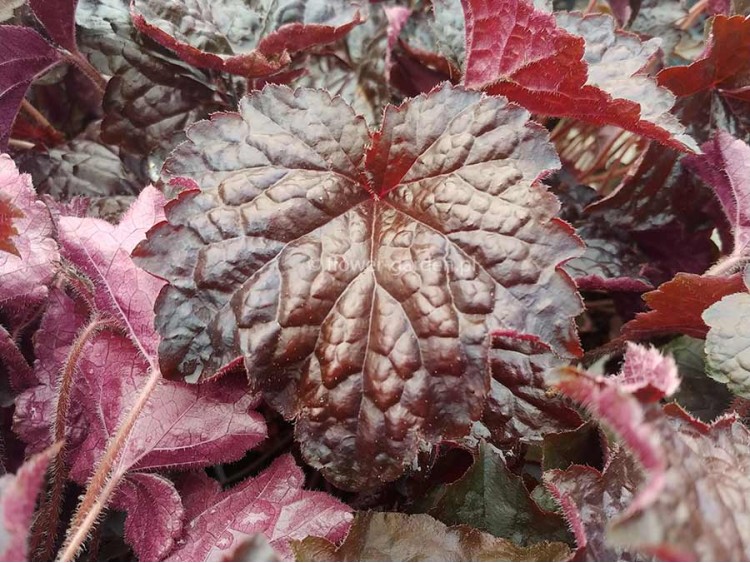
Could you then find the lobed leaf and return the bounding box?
[0,193,22,256]
[165,455,352,561]
[135,84,584,490]
[460,0,695,150]
[291,511,570,562]
[131,0,362,78]
[621,272,746,340]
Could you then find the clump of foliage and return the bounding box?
[1,0,750,560]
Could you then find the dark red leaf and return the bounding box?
[166,455,352,561]
[134,84,584,490]
[621,272,746,340]
[29,0,79,51]
[483,330,582,445]
[131,0,362,78]
[0,26,62,150]
[658,15,750,101]
[461,1,695,151]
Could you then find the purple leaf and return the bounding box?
[0,444,59,561]
[13,188,267,559]
[0,154,59,315]
[134,84,584,490]
[29,0,79,51]
[684,131,750,269]
[166,455,352,561]
[0,26,62,150]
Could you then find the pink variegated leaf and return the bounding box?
[613,343,680,403]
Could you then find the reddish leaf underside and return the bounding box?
[131,0,362,78]
[684,131,750,260]
[0,445,59,561]
[460,0,695,151]
[0,154,60,312]
[621,272,746,340]
[134,83,584,490]
[0,26,62,150]
[166,455,352,561]
[13,188,267,560]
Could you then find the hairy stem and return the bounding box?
[57,367,161,562]
[705,254,750,276]
[30,317,117,561]
[20,99,64,142]
[64,50,107,96]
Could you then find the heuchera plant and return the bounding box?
[2,0,750,560]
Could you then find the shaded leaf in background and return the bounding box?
[483,330,582,446]
[684,131,750,272]
[621,272,745,340]
[0,154,59,313]
[0,445,59,561]
[658,15,750,101]
[28,0,79,52]
[542,421,605,472]
[0,25,62,150]
[131,0,362,78]
[422,442,573,546]
[166,455,352,561]
[703,290,750,398]
[291,512,570,562]
[461,0,695,150]
[544,447,645,561]
[662,335,733,422]
[134,84,584,490]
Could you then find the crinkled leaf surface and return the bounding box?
[165,455,352,561]
[460,1,695,150]
[291,512,570,562]
[703,291,750,398]
[483,330,582,446]
[0,26,62,150]
[621,272,745,340]
[29,0,79,51]
[0,444,58,561]
[544,447,646,561]
[131,0,362,78]
[135,84,583,490]
[684,131,750,261]
[0,154,59,311]
[658,15,750,100]
[422,441,573,546]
